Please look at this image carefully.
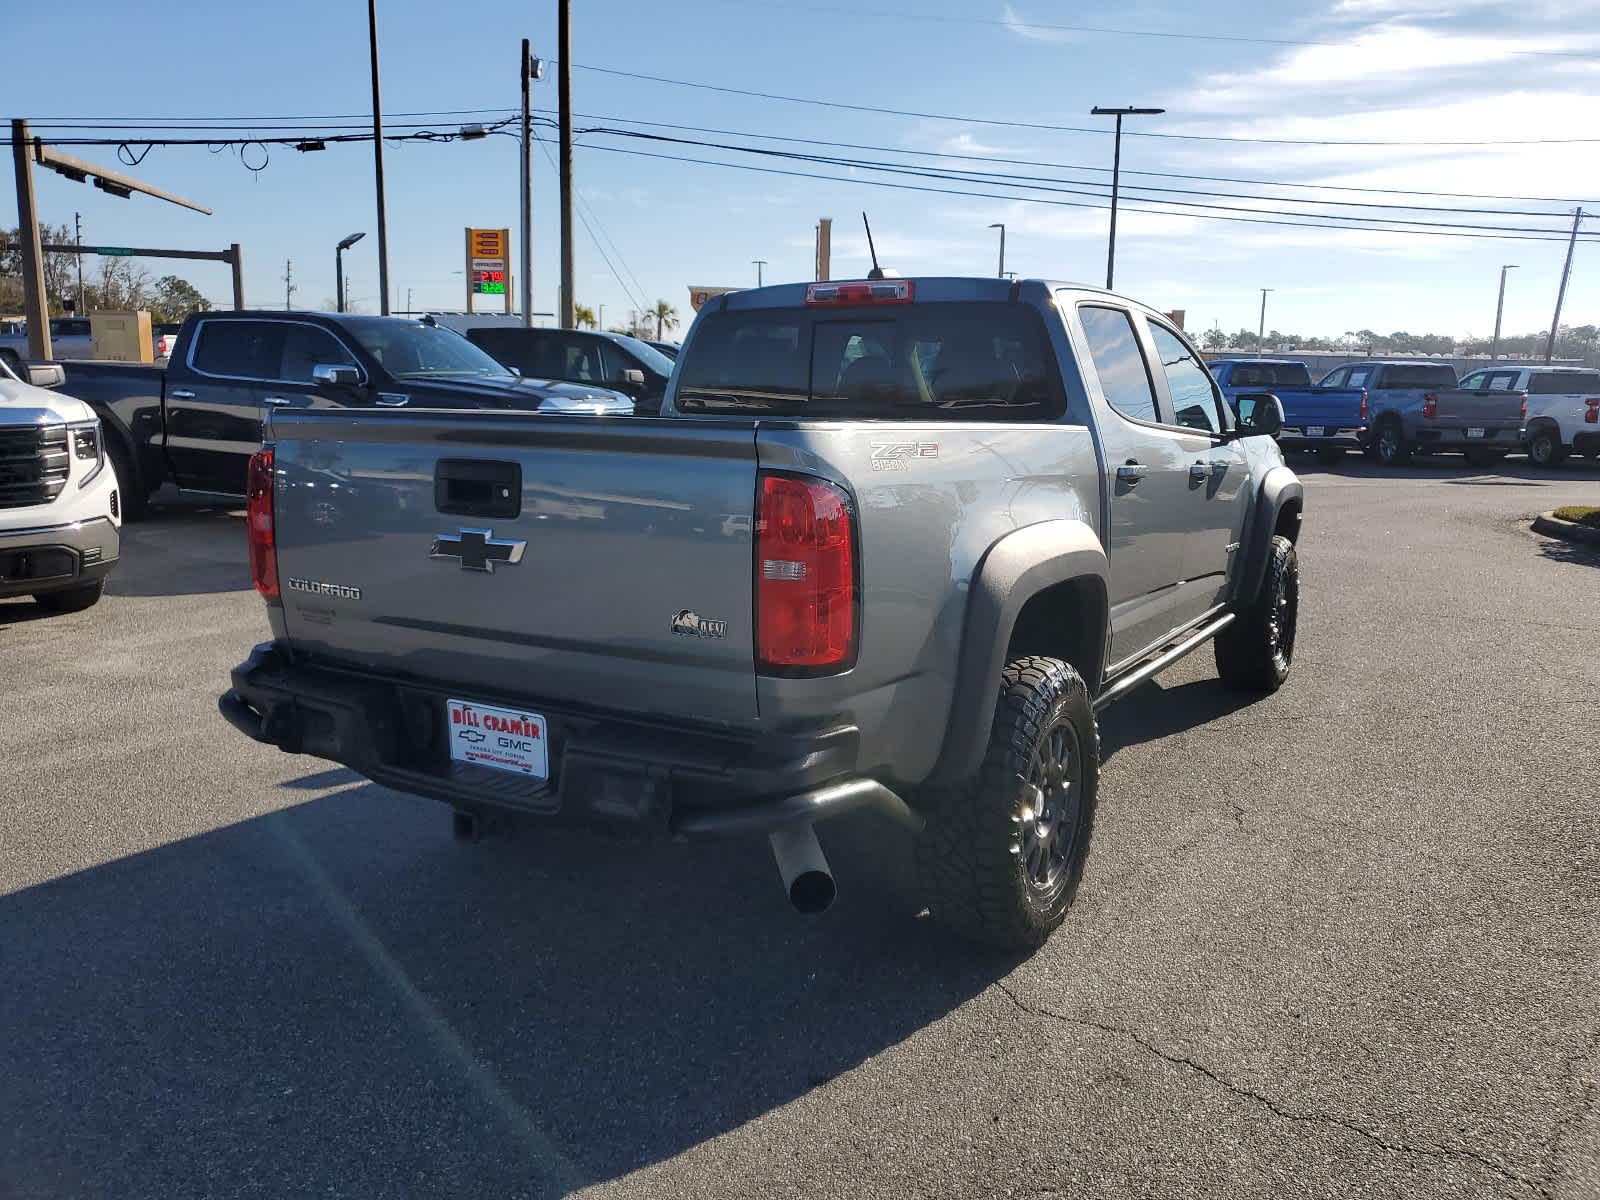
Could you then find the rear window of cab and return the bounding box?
[674,301,1066,421]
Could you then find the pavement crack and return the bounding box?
[1536,1026,1600,1197]
[993,980,1539,1194]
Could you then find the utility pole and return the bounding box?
[598,303,604,330]
[557,0,575,329]
[11,120,52,360]
[284,260,295,310]
[1258,288,1274,347]
[753,259,767,287]
[1090,106,1164,291]
[406,286,413,315]
[367,0,391,315]
[988,223,1006,278]
[519,39,542,328]
[73,212,85,314]
[1544,207,1582,364]
[1490,264,1517,362]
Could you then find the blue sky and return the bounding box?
[8,0,1597,339]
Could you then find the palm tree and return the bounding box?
[651,299,678,342]
[573,303,597,330]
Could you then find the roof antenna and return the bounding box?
[862,211,885,279]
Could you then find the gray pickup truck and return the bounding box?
[220,277,1304,950]
[1318,360,1524,466]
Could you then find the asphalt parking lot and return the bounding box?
[2,458,1597,1200]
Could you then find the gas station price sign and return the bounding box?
[464,227,512,311]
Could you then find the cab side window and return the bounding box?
[191,320,282,380]
[1078,305,1159,424]
[1148,323,1225,435]
[1322,367,1349,387]
[276,324,361,383]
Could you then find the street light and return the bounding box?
[336,232,366,314]
[1490,264,1518,361]
[988,223,1006,278]
[1090,106,1164,290]
[1258,288,1274,351]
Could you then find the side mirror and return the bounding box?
[1234,391,1284,438]
[312,363,361,387]
[621,368,646,390]
[25,363,66,389]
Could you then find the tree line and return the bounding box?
[1200,323,1600,364]
[2,222,214,325]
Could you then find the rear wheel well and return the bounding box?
[1005,578,1108,693]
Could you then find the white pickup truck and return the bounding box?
[0,359,121,613]
[1456,364,1600,466]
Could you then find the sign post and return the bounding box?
[465,227,513,315]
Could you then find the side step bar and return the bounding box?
[1093,612,1236,712]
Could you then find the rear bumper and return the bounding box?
[0,516,119,599]
[1414,425,1521,451]
[1280,426,1363,452]
[219,643,922,839]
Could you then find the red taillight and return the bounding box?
[1520,395,1528,420]
[805,279,913,307]
[246,448,278,600]
[1586,397,1600,424]
[1359,389,1368,421]
[1421,392,1438,419]
[756,473,856,673]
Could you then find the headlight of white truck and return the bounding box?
[69,419,105,488]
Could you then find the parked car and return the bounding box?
[56,311,634,519]
[1208,359,1366,464]
[153,323,183,361]
[462,326,675,414]
[219,276,1303,951]
[0,317,94,374]
[0,357,121,613]
[646,340,680,360]
[1451,365,1600,466]
[1319,360,1523,466]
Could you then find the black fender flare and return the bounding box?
[1231,466,1303,606]
[929,519,1109,785]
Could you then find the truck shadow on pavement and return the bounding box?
[0,779,1022,1197]
[106,501,251,598]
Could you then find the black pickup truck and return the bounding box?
[61,310,632,517]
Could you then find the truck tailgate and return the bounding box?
[1431,388,1523,425]
[267,410,759,725]
[1273,387,1364,427]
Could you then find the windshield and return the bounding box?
[1226,362,1312,388]
[343,318,515,380]
[608,335,676,376]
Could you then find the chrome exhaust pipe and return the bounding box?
[768,823,836,913]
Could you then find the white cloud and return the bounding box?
[999,4,1076,42]
[937,132,1014,157]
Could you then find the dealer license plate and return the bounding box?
[1466,427,1486,438]
[1305,425,1325,437]
[446,699,548,779]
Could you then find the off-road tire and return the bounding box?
[1463,447,1507,468]
[33,582,103,614]
[1214,535,1298,692]
[1526,426,1568,468]
[914,656,1099,950]
[1373,417,1411,466]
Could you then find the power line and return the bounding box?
[684,0,1600,61]
[545,110,1597,206]
[541,136,1598,244]
[568,63,1600,146]
[576,124,1589,223]
[533,138,646,316]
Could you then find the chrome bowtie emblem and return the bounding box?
[430,527,527,572]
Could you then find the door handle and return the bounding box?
[1115,462,1148,485]
[1189,462,1211,483]
[263,396,292,407]
[168,389,195,400]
